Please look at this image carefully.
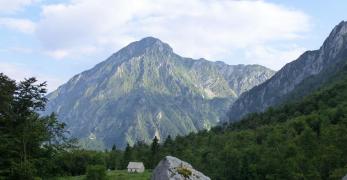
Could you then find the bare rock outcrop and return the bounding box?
[151,156,210,180]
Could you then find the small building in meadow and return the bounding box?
[127,162,145,173]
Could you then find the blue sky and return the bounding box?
[0,0,346,91]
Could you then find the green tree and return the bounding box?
[150,136,160,168]
[9,77,48,179]
[163,135,173,148]
[121,143,133,169]
[151,136,159,155]
[0,74,74,179]
[106,144,121,170]
[0,73,16,178]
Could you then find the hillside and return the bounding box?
[228,21,347,121]
[44,37,275,148]
[125,62,347,180]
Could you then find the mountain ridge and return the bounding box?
[45,37,275,149]
[228,21,347,122]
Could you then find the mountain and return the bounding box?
[44,37,275,148]
[126,59,347,180]
[228,21,347,121]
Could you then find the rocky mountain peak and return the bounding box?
[138,36,171,48]
[45,37,275,149]
[114,37,173,59]
[227,21,347,122]
[330,21,347,38]
[321,21,347,59]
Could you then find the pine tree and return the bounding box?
[151,136,159,155]
[163,135,172,147]
[150,136,160,168]
[121,143,132,169]
[107,144,120,170]
[112,144,117,151]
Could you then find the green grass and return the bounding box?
[51,170,151,180]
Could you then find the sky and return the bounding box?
[0,0,346,92]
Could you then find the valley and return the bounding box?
[1,1,347,179]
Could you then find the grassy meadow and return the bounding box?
[50,170,152,180]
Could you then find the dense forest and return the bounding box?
[1,64,347,179]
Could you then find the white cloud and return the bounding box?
[0,0,38,14]
[35,0,310,69]
[44,46,98,59]
[0,62,64,92]
[244,45,306,70]
[45,49,69,59]
[0,17,36,33]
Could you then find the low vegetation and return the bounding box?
[51,170,151,180]
[86,165,107,180]
[176,166,192,178]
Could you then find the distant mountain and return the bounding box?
[44,37,275,148]
[228,21,347,121]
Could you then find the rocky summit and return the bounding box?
[44,37,275,149]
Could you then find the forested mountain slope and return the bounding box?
[228,21,347,121]
[123,63,347,180]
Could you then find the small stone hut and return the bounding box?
[127,162,145,173]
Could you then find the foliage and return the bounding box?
[149,136,160,168]
[53,150,106,176]
[50,170,151,180]
[121,143,133,169]
[176,166,192,178]
[105,145,122,170]
[0,73,74,179]
[86,165,106,180]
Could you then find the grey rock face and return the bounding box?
[151,156,210,180]
[228,21,347,121]
[44,37,275,149]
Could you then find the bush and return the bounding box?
[330,166,347,180]
[176,167,192,178]
[86,165,107,180]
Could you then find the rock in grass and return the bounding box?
[151,156,210,180]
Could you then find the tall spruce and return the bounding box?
[121,143,132,169]
[150,136,160,168]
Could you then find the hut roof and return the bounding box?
[127,162,144,169]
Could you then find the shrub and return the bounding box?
[86,165,107,180]
[176,166,192,178]
[330,166,347,180]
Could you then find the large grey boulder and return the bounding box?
[151,156,210,180]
